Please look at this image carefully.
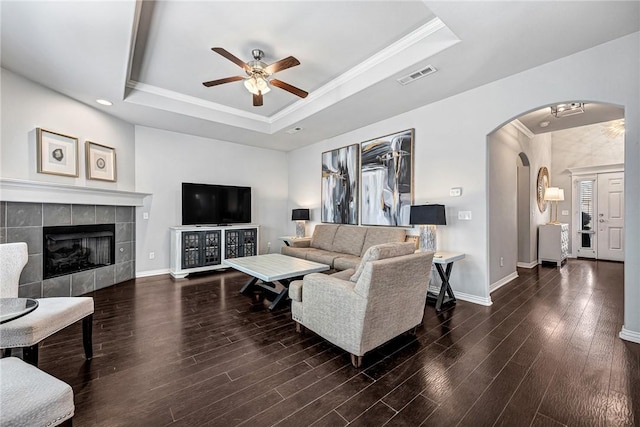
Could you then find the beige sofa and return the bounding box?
[289,242,434,367]
[281,224,408,270]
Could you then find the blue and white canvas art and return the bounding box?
[360,129,414,226]
[321,144,359,224]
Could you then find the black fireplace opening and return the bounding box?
[43,224,116,279]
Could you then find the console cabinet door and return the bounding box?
[225,228,258,259]
[181,230,221,268]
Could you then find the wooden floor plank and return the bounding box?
[25,260,639,427]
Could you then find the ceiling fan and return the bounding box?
[203,47,308,107]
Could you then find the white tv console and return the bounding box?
[170,224,259,278]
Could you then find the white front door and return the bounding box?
[597,171,624,261]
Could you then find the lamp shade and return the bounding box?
[409,204,446,225]
[291,209,310,221]
[544,187,564,201]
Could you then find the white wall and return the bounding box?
[287,32,640,331]
[134,126,288,276]
[487,123,552,286]
[0,68,135,190]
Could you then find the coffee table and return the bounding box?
[223,253,330,310]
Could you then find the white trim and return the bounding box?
[510,119,535,139]
[568,163,624,176]
[619,327,640,344]
[136,269,171,278]
[455,291,492,306]
[490,271,519,293]
[0,178,150,206]
[517,260,539,269]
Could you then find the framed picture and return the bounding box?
[360,129,414,226]
[86,141,116,182]
[321,144,359,224]
[36,128,79,177]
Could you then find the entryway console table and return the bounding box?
[170,225,259,278]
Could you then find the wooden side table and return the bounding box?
[429,251,465,312]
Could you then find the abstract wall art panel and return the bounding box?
[360,129,414,226]
[321,144,359,224]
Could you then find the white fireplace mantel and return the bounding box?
[0,178,151,206]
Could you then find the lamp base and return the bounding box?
[295,221,306,238]
[419,225,437,252]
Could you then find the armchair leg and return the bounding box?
[23,343,39,366]
[295,322,305,334]
[350,354,362,368]
[83,314,93,360]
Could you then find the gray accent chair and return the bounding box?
[289,242,434,367]
[0,356,74,426]
[0,242,94,366]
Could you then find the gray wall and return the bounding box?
[0,201,135,297]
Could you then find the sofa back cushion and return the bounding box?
[310,224,339,251]
[350,242,416,282]
[332,226,367,256]
[361,227,407,255]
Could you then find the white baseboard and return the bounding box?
[490,272,519,293]
[136,268,170,278]
[455,291,492,306]
[619,327,640,344]
[517,260,539,269]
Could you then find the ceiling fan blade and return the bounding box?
[253,91,263,107]
[270,79,308,98]
[264,56,300,75]
[211,47,250,72]
[202,76,245,87]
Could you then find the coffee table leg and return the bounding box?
[240,277,259,295]
[267,279,290,311]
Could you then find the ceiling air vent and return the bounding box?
[397,65,437,85]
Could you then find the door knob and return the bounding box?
[599,219,605,223]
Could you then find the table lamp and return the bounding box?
[409,204,446,252]
[544,187,564,224]
[291,209,310,238]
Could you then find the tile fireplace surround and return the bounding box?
[0,201,135,298]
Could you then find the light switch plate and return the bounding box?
[458,211,472,220]
[561,210,569,216]
[450,187,462,197]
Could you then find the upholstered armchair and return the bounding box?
[289,242,434,367]
[0,242,94,366]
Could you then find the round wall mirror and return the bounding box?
[537,166,549,212]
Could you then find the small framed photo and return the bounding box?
[86,141,116,182]
[37,128,79,177]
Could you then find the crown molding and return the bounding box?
[510,119,535,139]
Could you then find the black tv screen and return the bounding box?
[182,183,251,225]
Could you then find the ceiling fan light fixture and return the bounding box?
[551,102,584,118]
[244,76,270,95]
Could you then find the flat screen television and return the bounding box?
[182,183,251,226]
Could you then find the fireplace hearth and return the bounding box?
[43,224,116,279]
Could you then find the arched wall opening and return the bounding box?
[486,100,626,298]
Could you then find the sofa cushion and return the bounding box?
[351,242,416,282]
[333,255,361,271]
[361,227,407,255]
[332,226,367,256]
[310,224,339,251]
[304,249,341,267]
[281,246,310,259]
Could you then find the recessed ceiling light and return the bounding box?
[285,127,303,134]
[96,99,113,106]
[540,121,550,128]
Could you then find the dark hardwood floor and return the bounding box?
[36,259,640,426]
